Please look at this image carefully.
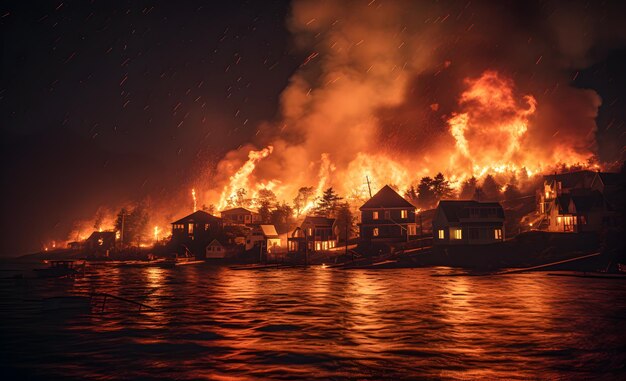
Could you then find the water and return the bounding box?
[1,264,625,380]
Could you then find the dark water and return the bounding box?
[1,264,625,380]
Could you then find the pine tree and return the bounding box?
[417,177,436,209]
[315,187,343,216]
[459,177,477,199]
[481,175,501,201]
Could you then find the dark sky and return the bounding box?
[1,0,625,256]
[1,0,306,255]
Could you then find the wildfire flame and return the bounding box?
[447,71,538,178]
[207,70,597,213]
[192,188,197,212]
[217,146,274,210]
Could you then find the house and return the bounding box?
[246,224,282,252]
[433,200,505,245]
[590,171,624,212]
[84,231,116,252]
[171,210,224,244]
[288,216,337,253]
[220,207,261,225]
[205,239,227,259]
[536,170,623,232]
[359,185,418,243]
[547,189,618,232]
[537,171,597,216]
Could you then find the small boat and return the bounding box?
[34,260,85,278]
[158,253,203,268]
[117,258,167,268]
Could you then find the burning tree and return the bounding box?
[293,186,315,217]
[115,204,150,247]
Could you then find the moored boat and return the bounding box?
[34,260,85,278]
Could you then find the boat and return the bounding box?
[158,252,203,268]
[117,258,167,268]
[34,260,85,278]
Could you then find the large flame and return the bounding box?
[448,71,538,178]
[206,69,597,214]
[217,145,274,210]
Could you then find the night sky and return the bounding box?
[1,1,306,255]
[1,0,625,256]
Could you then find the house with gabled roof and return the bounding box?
[548,188,618,232]
[246,224,282,253]
[359,185,418,243]
[171,210,224,244]
[220,207,261,225]
[288,216,337,253]
[433,200,505,245]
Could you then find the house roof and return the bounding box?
[171,210,222,225]
[436,200,504,222]
[259,224,279,238]
[556,189,606,213]
[207,239,224,247]
[220,207,258,215]
[86,231,116,240]
[302,215,336,227]
[360,185,415,210]
[543,170,596,189]
[595,172,623,187]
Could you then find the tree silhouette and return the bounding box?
[417,177,436,209]
[315,187,343,216]
[481,175,501,201]
[334,202,356,242]
[459,177,477,199]
[432,173,455,200]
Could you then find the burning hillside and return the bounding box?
[37,0,625,252]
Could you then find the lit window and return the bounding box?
[408,224,417,236]
[401,210,408,219]
[205,224,209,230]
[451,228,462,240]
[188,224,194,234]
[316,242,321,251]
[308,228,313,236]
[438,229,444,239]
[494,229,502,240]
[373,211,379,220]
[373,228,379,237]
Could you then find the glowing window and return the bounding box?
[494,229,502,240]
[188,224,194,234]
[308,228,313,236]
[316,242,321,251]
[451,228,462,240]
[438,229,444,239]
[401,210,408,219]
[373,211,379,220]
[373,228,379,237]
[408,224,417,236]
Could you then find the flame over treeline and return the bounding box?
[211,69,597,213]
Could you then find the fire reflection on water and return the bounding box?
[4,266,624,380]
